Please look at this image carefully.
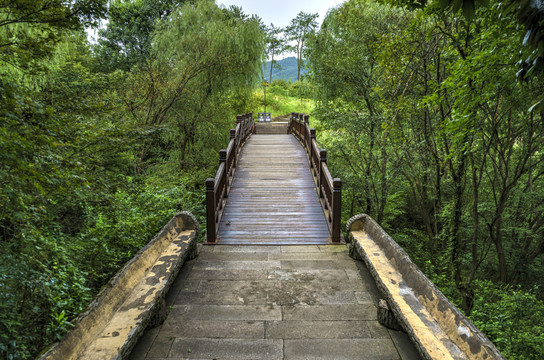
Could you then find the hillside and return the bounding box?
[262,56,308,82]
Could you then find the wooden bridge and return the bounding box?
[205,113,342,245]
[41,113,505,360]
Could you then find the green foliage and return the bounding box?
[309,0,544,357]
[0,0,107,72]
[94,0,183,72]
[252,81,314,116]
[470,281,544,360]
[1,0,263,358]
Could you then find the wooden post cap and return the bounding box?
[320,149,327,161]
[205,178,215,189]
[219,149,227,162]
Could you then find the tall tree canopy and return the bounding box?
[94,0,184,72]
[285,12,318,81]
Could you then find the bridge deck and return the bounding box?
[130,245,420,359]
[218,134,331,245]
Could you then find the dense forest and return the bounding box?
[1,0,543,359]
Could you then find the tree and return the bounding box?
[124,0,264,172]
[309,2,544,357]
[0,0,106,71]
[285,12,318,81]
[264,23,288,84]
[94,0,184,72]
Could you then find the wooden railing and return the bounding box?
[288,112,343,243]
[205,113,254,243]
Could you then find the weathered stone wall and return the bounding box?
[39,212,199,360]
[347,214,505,360]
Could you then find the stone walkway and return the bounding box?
[130,245,421,360]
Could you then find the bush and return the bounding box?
[469,281,544,360]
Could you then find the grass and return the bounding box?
[250,87,315,118]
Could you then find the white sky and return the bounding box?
[217,0,346,28]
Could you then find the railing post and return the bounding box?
[303,114,310,151]
[298,113,304,141]
[230,129,236,168]
[319,149,327,198]
[249,112,255,134]
[310,128,317,174]
[332,178,342,242]
[205,178,216,243]
[220,149,227,195]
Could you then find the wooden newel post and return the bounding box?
[332,178,342,243]
[206,178,216,243]
[319,149,327,198]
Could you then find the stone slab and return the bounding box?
[169,338,283,359]
[367,320,392,339]
[213,245,281,253]
[282,304,377,321]
[284,339,400,360]
[173,305,282,321]
[198,251,269,261]
[318,245,349,252]
[280,245,321,253]
[158,320,265,339]
[266,320,372,339]
[187,269,268,281]
[267,269,350,282]
[281,259,358,270]
[269,252,341,260]
[192,260,281,271]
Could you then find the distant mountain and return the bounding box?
[262,56,308,83]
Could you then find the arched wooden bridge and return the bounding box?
[204,113,342,245]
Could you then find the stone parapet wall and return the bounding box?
[39,212,199,360]
[347,214,504,360]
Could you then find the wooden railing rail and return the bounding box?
[206,113,254,243]
[288,112,343,242]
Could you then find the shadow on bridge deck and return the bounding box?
[130,244,421,360]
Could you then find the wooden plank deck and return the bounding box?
[217,135,331,245]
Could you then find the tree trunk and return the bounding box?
[269,49,275,84]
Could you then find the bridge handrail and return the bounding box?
[288,112,342,242]
[205,113,254,243]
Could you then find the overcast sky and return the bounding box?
[217,0,346,28]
